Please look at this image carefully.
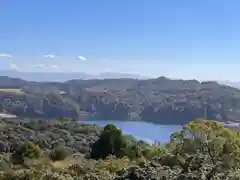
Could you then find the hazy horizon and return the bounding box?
[0,70,240,83]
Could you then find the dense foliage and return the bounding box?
[50,146,70,161]
[90,124,144,160]
[1,76,240,124]
[0,118,240,179]
[12,141,42,164]
[91,124,127,159]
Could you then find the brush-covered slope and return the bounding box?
[0,76,240,124]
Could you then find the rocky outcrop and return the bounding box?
[0,92,78,119]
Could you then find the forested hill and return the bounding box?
[0,76,240,124]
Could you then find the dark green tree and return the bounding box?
[90,124,127,159]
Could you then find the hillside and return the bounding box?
[1,118,240,179]
[0,76,240,124]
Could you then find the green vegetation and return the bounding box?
[91,124,127,159]
[1,118,240,179]
[90,124,145,160]
[50,146,70,161]
[12,141,42,164]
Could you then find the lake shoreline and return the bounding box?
[81,119,240,133]
[82,119,188,126]
[82,119,240,127]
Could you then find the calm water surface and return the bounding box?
[82,120,181,144]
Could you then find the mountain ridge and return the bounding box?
[0,70,149,82]
[1,70,239,90]
[0,75,239,124]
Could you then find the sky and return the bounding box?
[1,0,240,81]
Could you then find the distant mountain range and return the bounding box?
[218,81,240,89]
[0,70,239,89]
[0,70,149,82]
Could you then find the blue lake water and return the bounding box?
[82,120,182,144]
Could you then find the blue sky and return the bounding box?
[1,0,240,80]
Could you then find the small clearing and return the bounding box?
[0,88,24,94]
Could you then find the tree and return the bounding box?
[168,119,240,171]
[90,124,127,159]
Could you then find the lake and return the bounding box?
[82,120,182,144]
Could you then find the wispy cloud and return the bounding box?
[43,54,56,59]
[31,64,47,68]
[51,65,59,69]
[9,63,20,71]
[76,56,87,61]
[0,53,12,58]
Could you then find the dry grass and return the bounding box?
[0,88,24,94]
[0,123,6,131]
[51,153,86,169]
[96,156,132,173]
[52,160,69,169]
[50,154,133,174]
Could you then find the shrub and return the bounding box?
[12,141,42,164]
[50,146,69,161]
[96,156,132,173]
[0,154,12,171]
[0,140,8,153]
[119,144,142,160]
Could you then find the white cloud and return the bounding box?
[9,63,20,71]
[43,54,56,59]
[51,65,59,69]
[76,56,87,61]
[31,64,47,68]
[0,53,12,58]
